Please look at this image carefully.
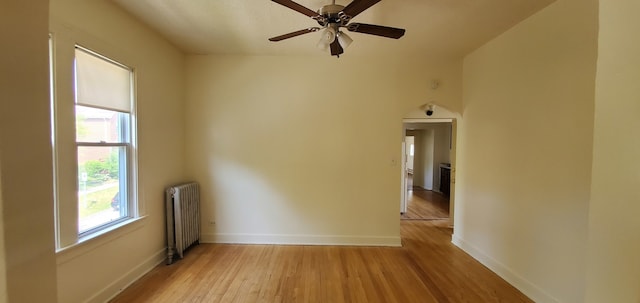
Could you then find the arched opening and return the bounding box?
[400,103,461,228]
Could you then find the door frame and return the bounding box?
[400,118,456,221]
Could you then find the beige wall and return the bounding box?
[413,129,435,190]
[49,0,186,302]
[586,1,640,302]
[407,128,436,190]
[185,55,462,245]
[432,124,451,192]
[406,125,450,192]
[0,0,59,301]
[455,0,598,302]
[404,104,459,120]
[6,0,639,301]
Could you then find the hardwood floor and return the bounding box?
[402,186,450,220]
[110,221,531,303]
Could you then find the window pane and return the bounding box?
[76,105,128,143]
[75,48,131,112]
[78,146,128,233]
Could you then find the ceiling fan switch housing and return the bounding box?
[318,5,347,26]
[319,4,345,16]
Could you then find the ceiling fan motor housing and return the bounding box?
[318,5,347,26]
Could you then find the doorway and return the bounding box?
[401,121,453,223]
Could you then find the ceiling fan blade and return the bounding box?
[340,0,381,20]
[330,40,344,57]
[271,0,321,18]
[269,28,320,41]
[347,23,405,39]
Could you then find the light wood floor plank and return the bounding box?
[402,187,450,220]
[110,193,524,302]
[111,220,531,303]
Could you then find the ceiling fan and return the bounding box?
[268,0,406,57]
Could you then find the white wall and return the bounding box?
[432,124,451,192]
[585,1,640,302]
[415,129,435,190]
[0,1,59,302]
[455,0,598,302]
[185,55,462,246]
[406,125,451,192]
[405,136,414,172]
[49,0,186,302]
[418,129,435,190]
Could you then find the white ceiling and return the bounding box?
[112,0,555,58]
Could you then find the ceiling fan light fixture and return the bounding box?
[316,27,336,50]
[337,31,353,49]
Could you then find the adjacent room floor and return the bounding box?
[402,172,450,221]
[401,186,450,221]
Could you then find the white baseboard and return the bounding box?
[201,233,402,247]
[84,248,166,303]
[451,234,559,303]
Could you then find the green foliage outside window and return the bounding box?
[79,151,119,187]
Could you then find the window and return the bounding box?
[74,48,135,235]
[50,42,137,246]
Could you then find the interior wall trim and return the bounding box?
[84,248,166,303]
[451,234,560,303]
[201,233,402,247]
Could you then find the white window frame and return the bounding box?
[50,36,139,249]
[75,109,132,235]
[74,47,135,236]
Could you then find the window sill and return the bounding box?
[56,215,148,265]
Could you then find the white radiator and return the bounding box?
[165,182,200,264]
